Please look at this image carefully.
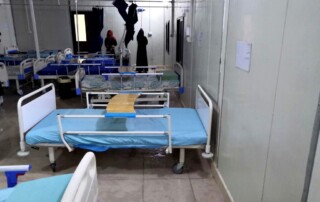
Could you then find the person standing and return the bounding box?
[136,28,148,73]
[104,30,117,54]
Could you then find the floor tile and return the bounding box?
[98,179,143,202]
[191,178,225,202]
[143,149,189,179]
[144,179,196,202]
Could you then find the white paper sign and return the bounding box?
[236,41,252,72]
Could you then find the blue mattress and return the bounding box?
[26,108,207,151]
[4,174,72,202]
[0,56,28,66]
[37,63,78,75]
[27,50,60,58]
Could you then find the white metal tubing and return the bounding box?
[179,148,185,164]
[0,165,31,172]
[87,92,168,96]
[91,104,165,108]
[197,85,214,154]
[65,131,168,135]
[48,147,55,163]
[28,0,40,59]
[17,83,55,154]
[49,63,101,66]
[57,114,73,152]
[57,114,172,151]
[102,73,163,76]
[60,114,168,118]
[167,114,172,153]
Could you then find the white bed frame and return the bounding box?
[0,152,98,202]
[33,55,78,87]
[17,83,213,174]
[61,152,98,202]
[5,58,35,95]
[74,62,184,95]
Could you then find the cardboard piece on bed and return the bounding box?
[106,94,139,114]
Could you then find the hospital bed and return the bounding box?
[0,55,34,95]
[16,83,213,174]
[0,152,98,202]
[74,63,184,95]
[34,52,117,88]
[33,54,79,87]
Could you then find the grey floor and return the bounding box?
[0,85,224,202]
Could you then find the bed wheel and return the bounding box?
[172,163,184,174]
[50,163,57,172]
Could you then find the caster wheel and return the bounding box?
[50,163,56,172]
[172,163,184,174]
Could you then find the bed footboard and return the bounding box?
[196,85,215,159]
[61,152,98,202]
[17,83,57,156]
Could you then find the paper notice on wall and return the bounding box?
[236,41,252,72]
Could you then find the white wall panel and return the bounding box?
[262,1,320,201]
[308,129,320,202]
[218,0,288,201]
[172,0,223,108]
[0,1,17,54]
[11,0,72,51]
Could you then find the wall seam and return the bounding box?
[260,0,290,201]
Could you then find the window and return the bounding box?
[73,14,87,42]
[176,17,184,64]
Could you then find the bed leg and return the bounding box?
[201,145,214,159]
[31,77,34,89]
[172,148,185,174]
[48,147,56,172]
[16,80,23,95]
[17,141,30,157]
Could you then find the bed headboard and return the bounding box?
[195,85,215,158]
[195,85,213,135]
[61,152,98,202]
[17,83,56,156]
[5,46,19,54]
[33,58,47,73]
[45,55,56,63]
[20,58,34,69]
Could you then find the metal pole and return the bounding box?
[75,0,80,58]
[28,0,40,59]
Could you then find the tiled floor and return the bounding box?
[0,85,224,202]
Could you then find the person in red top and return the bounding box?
[104,30,117,54]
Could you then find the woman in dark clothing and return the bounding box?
[104,30,117,54]
[136,28,148,73]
